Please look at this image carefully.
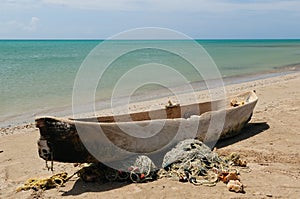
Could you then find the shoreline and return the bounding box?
[1,63,300,129]
[0,67,299,135]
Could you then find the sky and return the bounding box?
[0,0,300,39]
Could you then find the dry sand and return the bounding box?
[0,72,300,199]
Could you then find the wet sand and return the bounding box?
[0,72,300,198]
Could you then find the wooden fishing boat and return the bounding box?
[36,91,258,164]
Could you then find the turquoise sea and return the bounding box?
[1,39,300,127]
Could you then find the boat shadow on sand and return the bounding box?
[61,122,269,196]
[61,180,130,196]
[216,122,270,148]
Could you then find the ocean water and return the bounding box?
[1,39,300,126]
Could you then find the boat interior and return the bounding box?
[71,91,256,123]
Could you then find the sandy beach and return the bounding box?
[0,72,300,199]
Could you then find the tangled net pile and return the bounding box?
[76,155,158,183]
[17,139,247,193]
[157,139,246,192]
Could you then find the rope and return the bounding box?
[16,172,70,192]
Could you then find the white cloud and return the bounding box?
[223,0,300,12]
[0,0,41,9]
[0,17,40,34]
[42,0,137,11]
[1,0,300,13]
[23,17,40,32]
[40,0,300,12]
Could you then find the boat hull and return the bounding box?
[36,91,258,164]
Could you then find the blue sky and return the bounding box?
[0,0,300,39]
